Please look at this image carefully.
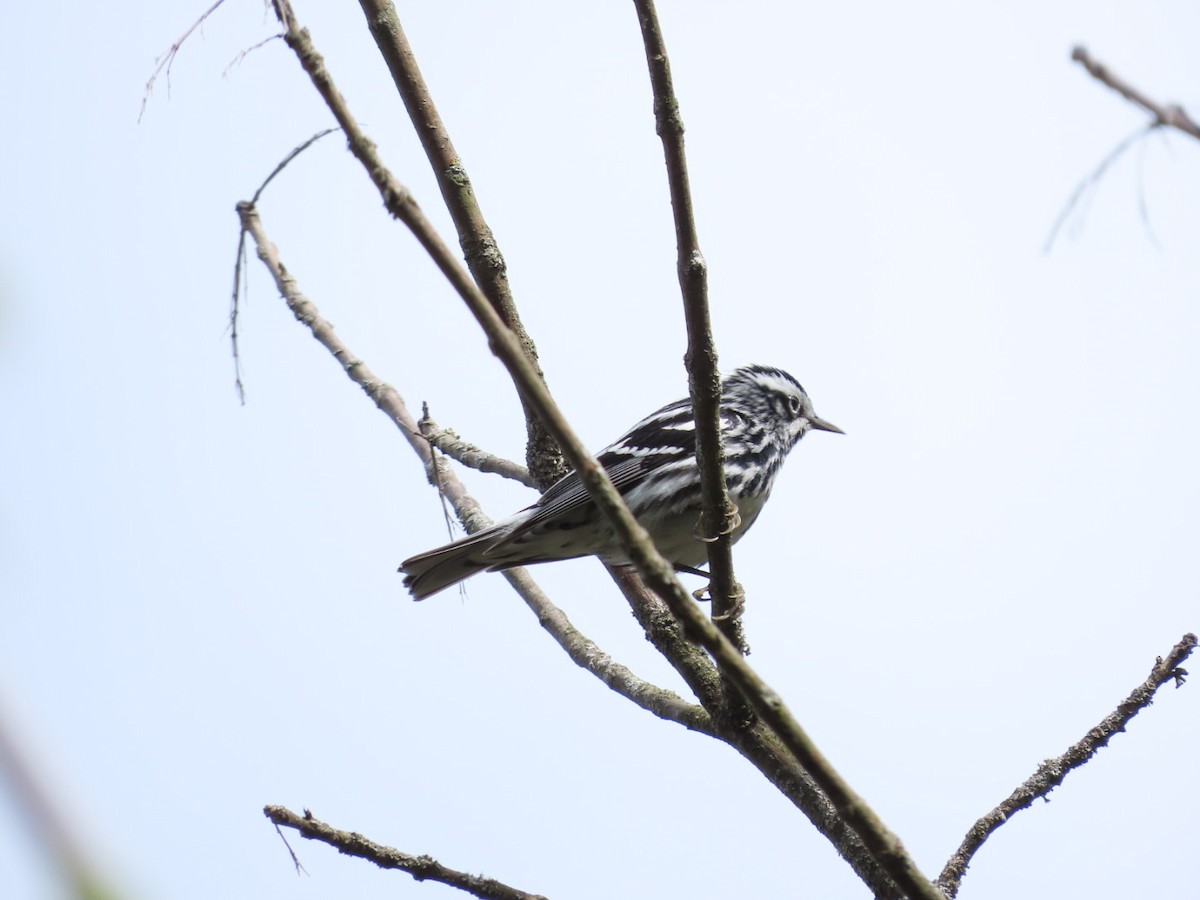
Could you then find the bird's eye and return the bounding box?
[788,394,803,415]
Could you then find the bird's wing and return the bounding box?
[519,452,652,527]
[479,452,660,563]
[483,396,695,557]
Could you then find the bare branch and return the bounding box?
[936,632,1198,898]
[606,566,725,708]
[732,721,913,898]
[1072,46,1200,141]
[511,566,714,735]
[602,566,906,898]
[264,806,548,900]
[354,0,566,488]
[631,0,745,654]
[235,201,710,734]
[222,34,284,79]
[1048,47,1199,251]
[271,821,308,875]
[229,128,341,402]
[619,25,903,893]
[639,561,944,900]
[139,0,231,122]
[1043,122,1157,253]
[248,128,341,206]
[417,411,536,489]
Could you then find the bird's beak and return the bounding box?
[809,416,844,435]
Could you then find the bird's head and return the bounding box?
[724,364,843,448]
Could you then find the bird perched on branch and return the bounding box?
[400,364,841,599]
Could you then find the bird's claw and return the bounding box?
[692,581,746,622]
[693,500,742,543]
[711,584,746,622]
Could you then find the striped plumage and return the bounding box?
[400,365,841,599]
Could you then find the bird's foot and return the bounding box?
[693,500,742,543]
[711,583,746,622]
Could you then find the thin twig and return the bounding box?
[229,128,341,402]
[418,404,461,547]
[1049,47,1200,252]
[631,0,746,655]
[935,632,1197,899]
[417,411,536,488]
[222,34,284,78]
[249,129,341,206]
[1133,131,1162,248]
[271,821,308,875]
[267,8,937,897]
[1072,46,1200,141]
[236,201,710,734]
[264,806,548,900]
[1043,122,1156,253]
[139,0,231,122]
[354,0,566,488]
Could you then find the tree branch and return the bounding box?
[354,0,566,489]
[618,19,910,893]
[728,721,910,899]
[264,806,548,900]
[1071,46,1200,141]
[641,562,943,900]
[601,566,906,896]
[1048,47,1199,252]
[140,0,231,122]
[935,632,1197,898]
[417,411,537,489]
[631,0,746,655]
[606,566,726,709]
[230,127,340,402]
[505,566,713,735]
[235,201,710,735]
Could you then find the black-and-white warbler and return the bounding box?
[401,365,841,599]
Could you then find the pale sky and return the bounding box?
[2,2,1197,899]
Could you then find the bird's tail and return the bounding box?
[399,526,509,600]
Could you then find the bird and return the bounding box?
[400,364,841,599]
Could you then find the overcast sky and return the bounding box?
[2,2,1198,899]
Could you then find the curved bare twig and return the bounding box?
[140,0,232,122]
[229,128,340,402]
[265,805,547,900]
[1043,122,1157,253]
[936,632,1197,898]
[1072,46,1200,141]
[1048,46,1200,251]
[417,412,536,489]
